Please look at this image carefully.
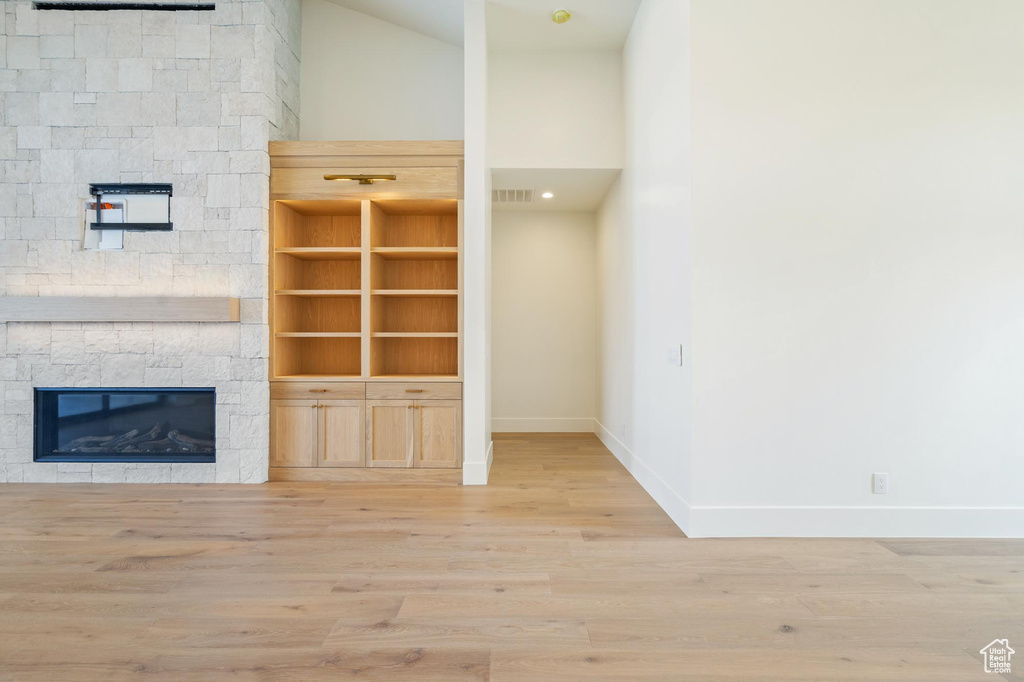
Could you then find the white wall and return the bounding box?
[488,50,623,169]
[463,0,493,484]
[596,0,692,529]
[300,0,464,140]
[688,0,1024,537]
[492,212,598,432]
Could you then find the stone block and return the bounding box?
[38,92,77,127]
[206,174,240,208]
[74,25,109,59]
[4,92,40,126]
[85,57,118,92]
[32,184,77,218]
[117,58,153,92]
[239,448,268,483]
[142,35,175,60]
[7,36,40,71]
[214,448,240,483]
[38,12,74,37]
[211,25,255,59]
[144,367,183,387]
[176,92,221,127]
[176,25,211,60]
[50,58,87,92]
[7,324,51,356]
[23,463,58,483]
[92,463,126,484]
[239,324,267,359]
[58,469,94,483]
[171,463,215,483]
[40,35,74,59]
[16,126,50,150]
[100,354,145,386]
[125,464,171,484]
[185,126,219,152]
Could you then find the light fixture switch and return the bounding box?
[666,344,683,366]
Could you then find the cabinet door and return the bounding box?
[318,400,365,468]
[270,399,317,468]
[366,400,414,467]
[415,400,462,468]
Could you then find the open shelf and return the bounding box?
[371,332,458,338]
[371,295,458,334]
[370,290,458,297]
[370,255,457,291]
[276,290,360,297]
[275,337,361,377]
[370,337,458,378]
[276,253,360,290]
[276,332,361,338]
[275,200,361,248]
[371,247,458,260]
[370,200,458,248]
[275,247,361,261]
[275,295,360,334]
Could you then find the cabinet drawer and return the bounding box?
[271,382,365,400]
[365,382,462,400]
[271,167,458,199]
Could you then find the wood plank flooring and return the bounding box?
[0,432,1022,680]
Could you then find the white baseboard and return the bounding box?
[688,506,1024,539]
[593,421,1024,538]
[462,440,493,486]
[594,420,691,535]
[492,417,596,433]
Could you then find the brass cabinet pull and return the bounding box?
[310,404,317,408]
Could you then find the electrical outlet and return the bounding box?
[666,344,683,366]
[872,473,889,495]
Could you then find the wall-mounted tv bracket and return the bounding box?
[89,183,174,232]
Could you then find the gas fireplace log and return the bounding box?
[167,430,215,452]
[133,438,177,452]
[104,428,140,449]
[64,434,117,451]
[167,430,195,452]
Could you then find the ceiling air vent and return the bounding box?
[492,189,535,204]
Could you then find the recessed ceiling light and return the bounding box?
[552,9,571,24]
[541,192,554,199]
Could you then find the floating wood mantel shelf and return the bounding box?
[0,297,240,323]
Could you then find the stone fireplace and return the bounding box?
[0,0,302,483]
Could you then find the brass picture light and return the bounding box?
[323,174,398,185]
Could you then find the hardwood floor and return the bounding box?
[1,432,1022,680]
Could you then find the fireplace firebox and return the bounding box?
[34,388,216,463]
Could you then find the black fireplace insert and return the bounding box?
[34,388,216,463]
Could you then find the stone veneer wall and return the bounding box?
[0,0,300,483]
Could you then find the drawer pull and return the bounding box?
[323,174,397,185]
[309,389,329,393]
[405,389,424,393]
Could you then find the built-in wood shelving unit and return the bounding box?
[271,198,462,382]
